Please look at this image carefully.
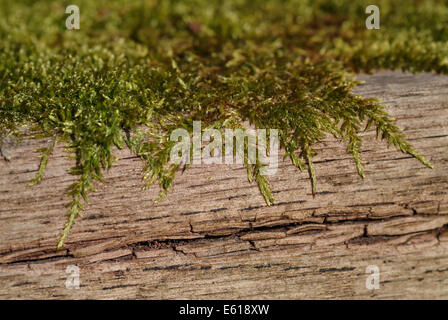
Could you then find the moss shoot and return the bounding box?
[0,0,444,249]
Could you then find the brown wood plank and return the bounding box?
[0,71,447,299]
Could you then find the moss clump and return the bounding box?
[0,0,443,249]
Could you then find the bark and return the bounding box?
[0,71,447,299]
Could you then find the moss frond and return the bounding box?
[28,136,57,187]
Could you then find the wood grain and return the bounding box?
[0,71,447,299]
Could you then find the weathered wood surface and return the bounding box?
[0,71,447,299]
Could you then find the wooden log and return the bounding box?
[0,71,447,299]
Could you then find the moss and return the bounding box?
[0,0,443,249]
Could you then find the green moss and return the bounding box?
[0,0,443,249]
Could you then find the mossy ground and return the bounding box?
[0,0,445,248]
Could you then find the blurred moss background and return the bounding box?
[2,0,448,72]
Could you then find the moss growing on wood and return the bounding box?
[0,0,443,249]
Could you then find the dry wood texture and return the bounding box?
[0,71,447,299]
